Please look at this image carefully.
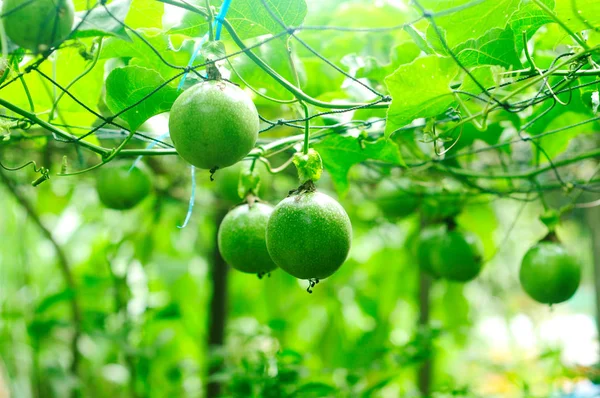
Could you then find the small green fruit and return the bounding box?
[218,203,277,274]
[416,225,445,277]
[2,0,74,53]
[168,80,259,170]
[418,224,482,282]
[375,179,420,220]
[266,190,352,280]
[519,241,581,304]
[96,162,152,210]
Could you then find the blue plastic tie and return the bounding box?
[177,0,233,90]
[129,132,170,173]
[177,165,196,229]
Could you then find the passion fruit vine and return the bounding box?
[519,235,581,305]
[96,162,152,210]
[168,80,259,171]
[266,181,352,287]
[2,0,75,53]
[218,202,277,276]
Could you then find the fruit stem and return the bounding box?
[444,217,457,232]
[542,230,559,243]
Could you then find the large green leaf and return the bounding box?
[537,111,597,161]
[555,0,600,32]
[100,30,194,79]
[509,0,555,54]
[74,0,132,40]
[170,0,307,40]
[105,66,180,131]
[454,27,522,69]
[313,135,404,195]
[384,55,459,137]
[420,0,522,48]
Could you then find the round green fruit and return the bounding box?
[519,241,581,305]
[266,191,352,280]
[168,80,259,170]
[96,162,152,210]
[428,227,483,282]
[218,203,277,274]
[375,179,420,220]
[3,0,74,53]
[416,225,445,277]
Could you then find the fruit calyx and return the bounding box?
[293,148,323,184]
[288,179,317,197]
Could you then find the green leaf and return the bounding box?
[454,27,522,68]
[222,0,307,39]
[230,37,297,102]
[384,55,459,137]
[537,111,597,161]
[509,0,555,54]
[100,29,194,79]
[105,66,180,132]
[313,135,404,195]
[420,0,522,48]
[73,0,132,40]
[555,0,600,32]
[125,0,164,29]
[171,0,308,40]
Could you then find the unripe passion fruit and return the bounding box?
[218,203,277,274]
[2,0,74,53]
[519,241,581,304]
[266,190,352,280]
[374,179,420,220]
[419,224,483,282]
[96,162,152,210]
[416,225,445,277]
[168,80,259,170]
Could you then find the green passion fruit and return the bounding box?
[418,224,483,282]
[374,179,420,220]
[3,0,74,53]
[416,225,445,277]
[519,241,581,305]
[266,190,352,281]
[96,162,152,210]
[218,202,277,275]
[168,80,259,170]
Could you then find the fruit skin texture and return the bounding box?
[266,191,352,280]
[519,242,581,304]
[96,162,152,210]
[3,0,74,53]
[168,80,259,170]
[218,203,277,274]
[419,224,482,282]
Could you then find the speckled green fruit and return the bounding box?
[375,179,420,220]
[96,162,152,210]
[218,203,277,274]
[429,227,483,282]
[168,80,259,170]
[519,242,581,304]
[417,225,445,277]
[266,191,352,280]
[2,0,74,53]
